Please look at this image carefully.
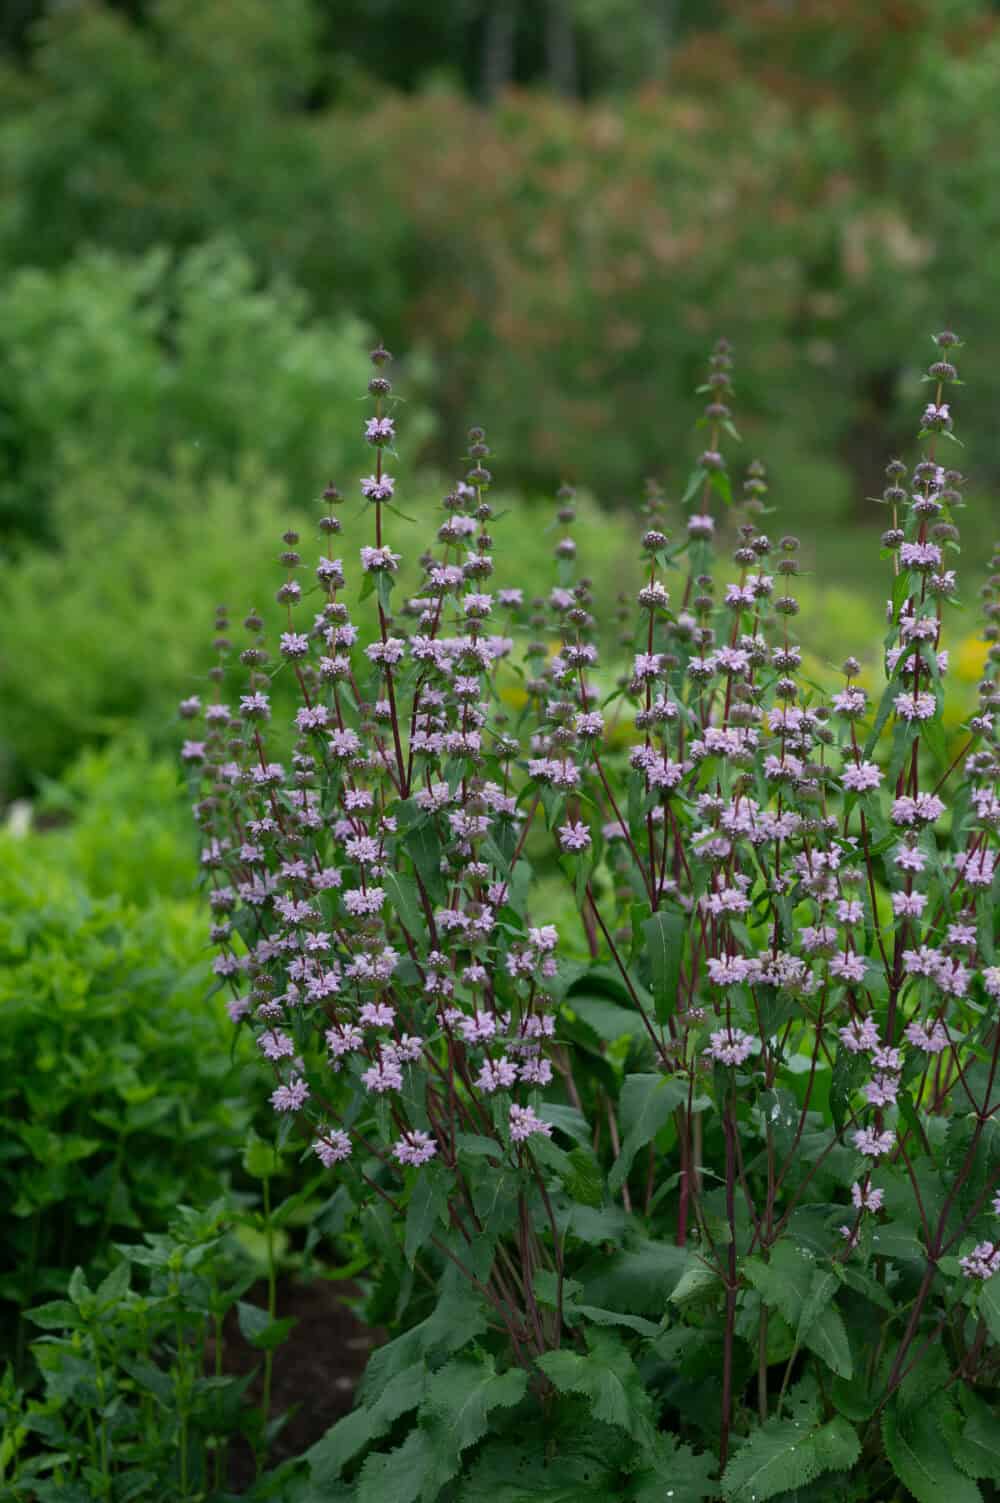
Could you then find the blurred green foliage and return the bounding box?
[0,240,432,543]
[0,741,262,1360]
[3,0,1000,518]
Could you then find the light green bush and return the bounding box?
[0,240,433,543]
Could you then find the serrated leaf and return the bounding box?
[358,1285,487,1401]
[356,1426,433,1503]
[537,1329,654,1443]
[420,1355,529,1498]
[609,1074,687,1193]
[669,1261,719,1307]
[721,1413,859,1502]
[459,1436,618,1500]
[799,1273,852,1379]
[882,1400,982,1503]
[977,1271,1000,1346]
[962,1397,1000,1482]
[95,1260,130,1308]
[307,1364,426,1483]
[25,1300,79,1331]
[627,1430,717,1501]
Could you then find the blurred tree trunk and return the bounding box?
[546,0,577,96]
[482,2,516,101]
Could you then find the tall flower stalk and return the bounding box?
[182,330,1000,1498]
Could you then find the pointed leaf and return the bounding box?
[882,1400,982,1503]
[609,1074,686,1193]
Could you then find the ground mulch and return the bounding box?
[221,1277,383,1492]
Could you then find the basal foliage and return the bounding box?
[179,334,1000,1501]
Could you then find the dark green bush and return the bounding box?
[0,743,261,1367]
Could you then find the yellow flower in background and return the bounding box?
[955,633,989,682]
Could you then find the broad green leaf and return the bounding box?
[882,1400,982,1503]
[962,1395,1000,1482]
[579,1238,689,1315]
[721,1413,859,1502]
[307,1365,426,1483]
[420,1355,529,1498]
[669,1261,720,1307]
[536,1102,591,1146]
[537,1329,654,1443]
[627,1430,717,1501]
[609,1074,687,1193]
[459,1438,619,1500]
[978,1272,1000,1346]
[799,1272,852,1379]
[358,1285,487,1401]
[25,1300,79,1331]
[570,1304,661,1337]
[356,1427,433,1503]
[95,1260,131,1307]
[566,995,649,1045]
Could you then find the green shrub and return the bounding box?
[0,747,261,1366]
[0,239,433,544]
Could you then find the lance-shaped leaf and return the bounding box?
[642,908,686,1025]
[609,1073,687,1193]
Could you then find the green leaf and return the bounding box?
[579,1238,689,1315]
[243,1132,281,1180]
[67,1267,90,1309]
[565,995,649,1045]
[358,1286,487,1401]
[383,870,426,941]
[307,1365,426,1483]
[420,1355,529,1498]
[236,1301,296,1352]
[721,1412,859,1502]
[669,1261,720,1307]
[569,1304,661,1338]
[744,1245,851,1374]
[95,1260,131,1308]
[561,1146,604,1208]
[962,1395,1000,1482]
[459,1434,619,1500]
[403,821,444,903]
[609,1074,687,1193]
[799,1272,852,1379]
[356,1427,433,1503]
[537,1329,654,1443]
[642,909,686,1025]
[978,1272,1000,1346]
[403,1167,450,1266]
[627,1430,717,1501]
[25,1300,79,1331]
[882,1400,982,1503]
